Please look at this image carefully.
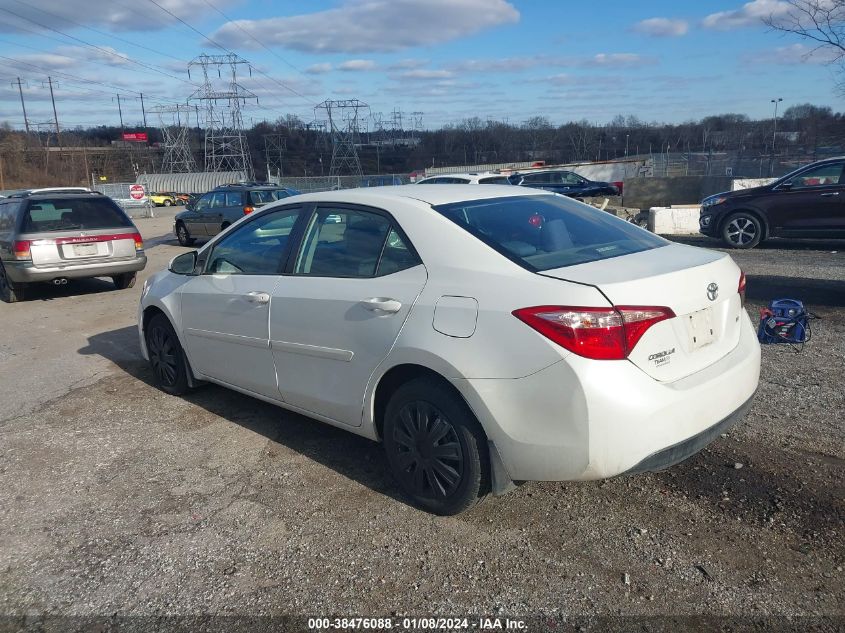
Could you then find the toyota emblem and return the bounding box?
[707,283,719,301]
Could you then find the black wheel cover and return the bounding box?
[147,325,179,387]
[391,400,464,499]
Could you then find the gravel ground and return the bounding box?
[0,225,842,632]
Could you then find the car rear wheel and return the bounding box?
[383,377,489,515]
[145,313,189,395]
[722,212,763,249]
[112,272,136,290]
[163,199,173,207]
[0,262,24,303]
[176,222,195,246]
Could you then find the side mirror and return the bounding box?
[169,251,198,275]
[779,181,793,190]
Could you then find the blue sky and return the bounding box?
[0,0,840,130]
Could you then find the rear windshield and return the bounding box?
[22,197,133,233]
[433,195,667,271]
[478,176,511,184]
[250,189,290,205]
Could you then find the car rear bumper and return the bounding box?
[4,255,147,283]
[454,310,761,482]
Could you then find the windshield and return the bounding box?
[433,195,667,271]
[22,197,133,233]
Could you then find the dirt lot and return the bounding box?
[0,212,842,632]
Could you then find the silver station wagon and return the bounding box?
[0,188,147,302]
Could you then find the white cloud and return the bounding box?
[0,0,236,33]
[581,53,656,68]
[388,58,429,70]
[337,59,377,71]
[632,17,689,37]
[703,0,790,30]
[745,43,841,64]
[211,0,520,53]
[400,69,455,79]
[305,63,333,74]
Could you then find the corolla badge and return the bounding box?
[707,282,719,301]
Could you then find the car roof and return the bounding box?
[287,184,550,207]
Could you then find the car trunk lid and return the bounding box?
[541,243,744,382]
[20,228,140,268]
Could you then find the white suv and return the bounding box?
[415,172,512,185]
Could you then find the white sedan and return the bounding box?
[139,185,760,515]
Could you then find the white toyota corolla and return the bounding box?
[139,185,760,515]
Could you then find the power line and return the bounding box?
[10,0,187,63]
[0,6,197,87]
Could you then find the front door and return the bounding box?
[180,206,304,399]
[767,160,845,233]
[269,205,427,426]
[186,194,212,236]
[202,191,228,236]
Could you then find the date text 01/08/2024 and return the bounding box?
[307,617,528,630]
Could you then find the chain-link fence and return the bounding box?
[647,152,826,179]
[92,183,153,219]
[274,174,411,193]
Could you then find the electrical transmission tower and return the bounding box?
[263,133,286,181]
[409,111,424,143]
[153,104,197,173]
[315,99,368,176]
[189,53,256,177]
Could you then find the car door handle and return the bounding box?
[245,291,271,304]
[361,297,402,313]
[820,192,840,197]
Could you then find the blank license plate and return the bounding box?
[687,307,715,349]
[73,243,98,257]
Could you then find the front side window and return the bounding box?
[208,192,227,209]
[789,163,843,189]
[295,208,416,278]
[479,176,510,184]
[194,194,212,211]
[434,195,667,271]
[205,207,302,275]
[22,198,132,233]
[559,172,584,185]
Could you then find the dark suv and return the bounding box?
[509,170,618,197]
[174,183,300,246]
[700,157,845,248]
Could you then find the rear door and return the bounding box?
[269,205,427,426]
[180,205,304,399]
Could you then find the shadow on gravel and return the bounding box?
[18,277,118,302]
[79,325,408,507]
[745,275,845,308]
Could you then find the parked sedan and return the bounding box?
[700,156,845,248]
[140,186,760,514]
[510,169,619,197]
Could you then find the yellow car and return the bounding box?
[149,192,178,207]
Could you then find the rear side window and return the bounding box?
[0,201,19,232]
[250,190,277,205]
[434,195,666,271]
[22,197,132,233]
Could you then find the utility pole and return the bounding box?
[115,94,125,133]
[139,93,147,129]
[45,76,60,146]
[12,78,29,134]
[770,97,783,176]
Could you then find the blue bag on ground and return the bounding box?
[757,299,812,346]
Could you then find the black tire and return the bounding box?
[0,262,24,303]
[163,199,173,207]
[112,272,137,290]
[176,222,195,246]
[145,313,189,395]
[721,212,763,249]
[383,377,489,515]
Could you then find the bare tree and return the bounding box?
[763,0,845,91]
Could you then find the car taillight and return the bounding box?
[13,240,31,260]
[738,271,746,307]
[512,305,675,360]
[132,232,144,251]
[243,206,254,215]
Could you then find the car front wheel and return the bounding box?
[722,212,763,249]
[145,313,189,395]
[164,199,173,206]
[383,377,489,515]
